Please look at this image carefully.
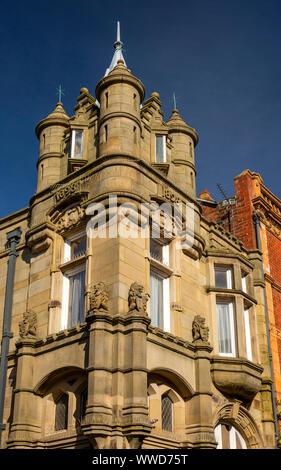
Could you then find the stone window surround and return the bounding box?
[147,381,185,440]
[60,229,87,331]
[148,239,173,333]
[41,374,87,439]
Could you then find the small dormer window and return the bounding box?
[155,135,166,163]
[71,130,83,159]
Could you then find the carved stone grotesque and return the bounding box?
[88,282,109,313]
[192,315,209,344]
[57,206,85,231]
[128,282,149,315]
[19,311,37,339]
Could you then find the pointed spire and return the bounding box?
[105,21,127,76]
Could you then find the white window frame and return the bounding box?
[61,264,86,330]
[244,308,252,361]
[241,274,247,293]
[61,232,86,330]
[215,265,233,289]
[216,299,236,357]
[71,129,84,159]
[155,134,166,163]
[149,241,170,332]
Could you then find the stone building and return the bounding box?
[0,28,277,449]
[200,169,281,445]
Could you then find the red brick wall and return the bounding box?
[232,173,257,250]
[267,230,281,374]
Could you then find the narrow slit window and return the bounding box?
[104,125,108,142]
[161,395,173,432]
[105,92,108,108]
[71,130,83,159]
[156,135,166,163]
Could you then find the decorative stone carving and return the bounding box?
[88,282,109,313]
[192,315,209,344]
[19,311,37,339]
[56,205,85,231]
[128,282,149,315]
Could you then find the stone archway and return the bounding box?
[214,401,264,449]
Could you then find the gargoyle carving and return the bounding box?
[88,282,109,313]
[128,282,149,315]
[19,310,37,339]
[192,315,209,344]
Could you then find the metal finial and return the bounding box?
[173,92,177,110]
[117,21,120,42]
[56,84,65,103]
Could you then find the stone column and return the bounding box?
[122,283,152,449]
[8,334,42,448]
[185,343,216,448]
[82,284,113,449]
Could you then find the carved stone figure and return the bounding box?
[128,282,149,315]
[57,206,85,231]
[19,311,37,339]
[192,315,209,344]
[88,282,109,313]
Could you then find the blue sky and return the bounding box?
[1,0,281,217]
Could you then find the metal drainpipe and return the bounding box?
[0,227,21,447]
[252,211,279,445]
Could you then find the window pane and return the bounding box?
[161,395,172,432]
[156,135,165,163]
[55,394,68,431]
[72,236,86,259]
[69,270,85,327]
[241,275,247,293]
[72,130,83,158]
[244,309,252,361]
[150,239,163,263]
[215,267,232,289]
[150,271,163,328]
[216,302,235,355]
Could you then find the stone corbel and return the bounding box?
[26,225,54,255]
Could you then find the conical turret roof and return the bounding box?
[35,102,69,138]
[167,109,198,145]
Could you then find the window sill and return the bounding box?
[149,257,173,278]
[68,158,88,174]
[207,287,257,305]
[152,162,170,176]
[59,255,86,273]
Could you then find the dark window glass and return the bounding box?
[55,393,68,431]
[161,395,172,432]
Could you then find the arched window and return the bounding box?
[161,395,173,432]
[215,424,247,449]
[55,393,69,431]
